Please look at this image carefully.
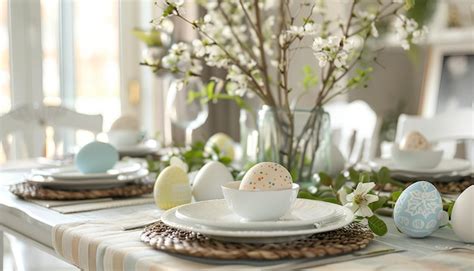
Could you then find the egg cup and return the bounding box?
[221,181,299,221]
[391,145,443,169]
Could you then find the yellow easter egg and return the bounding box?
[153,165,192,210]
[205,133,235,160]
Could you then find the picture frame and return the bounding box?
[419,42,474,116]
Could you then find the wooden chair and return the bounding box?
[395,109,474,160]
[0,104,103,160]
[325,100,381,165]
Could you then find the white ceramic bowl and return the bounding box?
[221,181,299,221]
[107,130,142,147]
[391,145,443,169]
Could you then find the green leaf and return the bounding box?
[334,174,346,190]
[405,0,415,10]
[318,172,333,187]
[359,172,371,183]
[447,201,455,218]
[368,215,388,236]
[348,168,360,183]
[377,167,391,184]
[391,190,402,202]
[302,65,319,91]
[218,156,232,165]
[206,81,215,98]
[162,4,175,17]
[132,29,162,47]
[298,190,319,200]
[369,196,388,211]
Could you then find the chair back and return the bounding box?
[325,100,381,165]
[395,109,474,160]
[0,104,103,159]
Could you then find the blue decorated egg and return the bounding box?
[75,141,119,173]
[394,181,443,238]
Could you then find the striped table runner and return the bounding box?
[52,211,225,271]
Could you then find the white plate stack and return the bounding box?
[369,158,472,182]
[25,161,149,190]
[161,199,354,243]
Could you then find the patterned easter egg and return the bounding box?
[240,162,292,191]
[394,181,443,238]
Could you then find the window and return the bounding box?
[1,0,155,160]
[41,0,60,106]
[0,0,10,114]
[74,0,121,130]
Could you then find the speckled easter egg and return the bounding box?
[75,141,119,173]
[394,181,443,238]
[240,162,292,191]
[400,131,431,151]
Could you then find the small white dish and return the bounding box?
[161,203,354,243]
[369,158,471,175]
[391,145,443,169]
[221,181,299,221]
[33,161,142,180]
[175,199,337,230]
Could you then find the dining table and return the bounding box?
[0,159,473,270]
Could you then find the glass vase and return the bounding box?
[257,105,331,183]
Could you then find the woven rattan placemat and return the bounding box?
[140,221,373,260]
[9,181,154,200]
[377,176,474,194]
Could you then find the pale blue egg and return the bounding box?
[394,181,443,238]
[75,141,119,173]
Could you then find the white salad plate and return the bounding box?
[26,168,149,190]
[161,199,354,243]
[32,161,142,180]
[175,199,337,230]
[369,158,471,175]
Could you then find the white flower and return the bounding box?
[338,187,349,205]
[344,182,379,217]
[192,39,206,57]
[287,23,317,39]
[393,15,427,50]
[162,54,178,69]
[167,0,184,7]
[312,35,355,68]
[371,22,379,38]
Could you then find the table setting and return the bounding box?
[2,0,474,270]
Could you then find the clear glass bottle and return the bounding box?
[257,105,331,183]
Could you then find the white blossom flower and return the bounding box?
[371,22,379,38]
[287,23,317,39]
[192,39,206,57]
[393,15,427,50]
[312,35,355,68]
[344,182,379,217]
[167,0,184,7]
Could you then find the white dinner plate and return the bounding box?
[369,158,471,175]
[26,169,149,190]
[161,200,354,243]
[175,199,337,230]
[32,161,143,180]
